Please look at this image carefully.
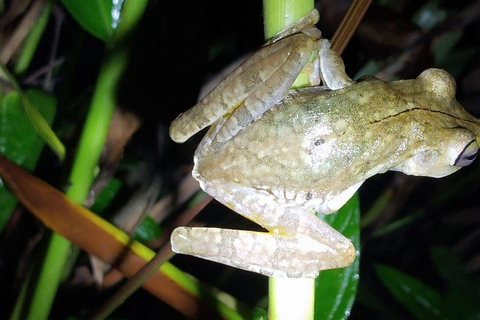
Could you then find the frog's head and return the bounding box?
[391,68,480,178]
[392,128,479,178]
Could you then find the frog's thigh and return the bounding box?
[171,181,356,278]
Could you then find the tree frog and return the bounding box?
[169,9,480,278]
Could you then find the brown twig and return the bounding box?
[43,5,64,91]
[0,0,44,64]
[88,193,213,319]
[330,0,373,54]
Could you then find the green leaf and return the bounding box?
[0,90,57,231]
[430,247,475,296]
[315,194,361,319]
[443,287,480,320]
[61,0,123,41]
[0,185,18,233]
[0,63,65,160]
[372,211,421,238]
[252,296,269,320]
[91,178,122,214]
[376,264,447,320]
[133,216,163,243]
[430,247,480,320]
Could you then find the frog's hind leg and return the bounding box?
[208,33,317,149]
[268,9,321,44]
[171,226,348,278]
[171,182,356,278]
[170,31,318,145]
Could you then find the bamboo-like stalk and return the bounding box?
[262,1,315,319]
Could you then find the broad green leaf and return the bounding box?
[430,247,476,296]
[0,64,65,160]
[315,194,361,320]
[376,265,447,320]
[61,0,123,41]
[0,186,17,233]
[253,296,269,320]
[443,287,480,320]
[0,90,56,231]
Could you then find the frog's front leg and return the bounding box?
[171,182,356,278]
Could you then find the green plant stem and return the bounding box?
[263,0,313,39]
[262,0,315,319]
[67,46,129,202]
[15,1,148,319]
[269,278,315,319]
[15,0,55,76]
[22,48,130,320]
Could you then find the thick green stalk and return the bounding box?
[66,46,129,203]
[263,0,313,39]
[262,0,315,319]
[13,1,148,319]
[269,277,315,319]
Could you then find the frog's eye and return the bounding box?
[454,139,479,167]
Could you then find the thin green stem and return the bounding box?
[262,0,315,319]
[15,0,54,76]
[269,278,315,319]
[23,233,72,320]
[13,1,148,319]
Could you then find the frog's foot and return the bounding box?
[268,9,321,44]
[171,225,355,278]
[300,58,321,87]
[317,39,355,90]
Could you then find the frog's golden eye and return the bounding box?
[454,139,479,167]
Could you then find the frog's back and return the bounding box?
[194,79,395,191]
[194,74,480,203]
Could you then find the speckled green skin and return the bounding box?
[196,70,480,212]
